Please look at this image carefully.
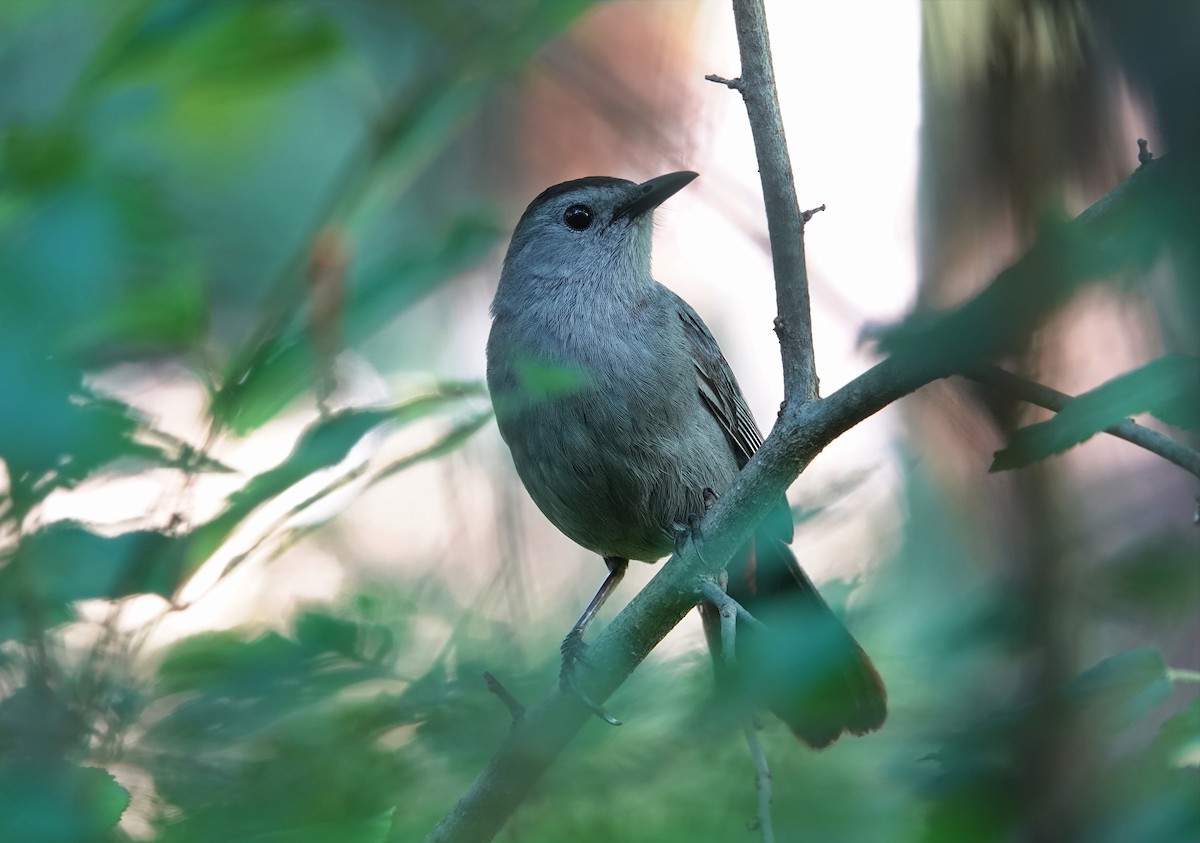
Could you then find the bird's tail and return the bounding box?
[702,532,887,749]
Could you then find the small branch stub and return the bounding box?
[801,204,826,223]
[706,73,744,91]
[1137,138,1153,166]
[483,671,526,724]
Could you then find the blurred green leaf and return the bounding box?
[1083,694,1200,842]
[370,407,492,486]
[0,339,231,509]
[102,1,342,153]
[1,125,84,192]
[211,0,593,435]
[0,762,129,843]
[144,613,412,843]
[1064,648,1174,729]
[0,523,184,640]
[64,263,208,351]
[1092,537,1200,619]
[215,213,500,434]
[880,156,1184,375]
[922,649,1175,841]
[1152,697,1200,769]
[992,354,1200,471]
[186,386,484,574]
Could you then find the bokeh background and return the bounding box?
[0,1,1197,841]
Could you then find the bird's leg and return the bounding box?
[560,556,628,726]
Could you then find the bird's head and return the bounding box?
[495,171,698,310]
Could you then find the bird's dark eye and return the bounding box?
[563,204,594,231]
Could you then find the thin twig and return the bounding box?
[743,723,776,843]
[699,578,776,843]
[724,0,820,403]
[964,365,1200,480]
[483,672,526,725]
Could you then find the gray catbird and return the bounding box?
[486,171,886,747]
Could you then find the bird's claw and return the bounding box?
[560,632,621,726]
[672,521,694,556]
[674,487,718,556]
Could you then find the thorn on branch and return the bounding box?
[705,73,744,91]
[801,204,826,223]
[1137,138,1153,166]
[483,671,525,725]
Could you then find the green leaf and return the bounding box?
[186,387,484,577]
[0,349,230,510]
[0,523,185,640]
[1,125,85,192]
[369,408,493,486]
[489,355,592,421]
[214,214,500,435]
[992,354,1200,471]
[152,620,395,745]
[1152,698,1200,769]
[0,763,129,842]
[879,157,1183,374]
[1064,648,1174,731]
[63,263,208,350]
[104,2,343,156]
[1092,538,1200,619]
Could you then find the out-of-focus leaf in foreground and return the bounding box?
[879,156,1185,376]
[0,524,184,642]
[991,354,1200,470]
[214,214,500,435]
[140,609,413,843]
[0,762,129,843]
[186,384,486,576]
[921,649,1182,843]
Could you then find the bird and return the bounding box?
[485,171,886,747]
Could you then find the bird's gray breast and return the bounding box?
[487,286,740,562]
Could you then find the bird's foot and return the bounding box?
[673,487,719,556]
[560,631,621,726]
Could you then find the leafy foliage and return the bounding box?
[0,763,130,843]
[0,1,1195,842]
[0,0,585,839]
[993,354,1200,470]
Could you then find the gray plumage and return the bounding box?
[487,175,752,561]
[486,172,885,747]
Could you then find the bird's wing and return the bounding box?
[669,288,794,544]
[669,289,765,468]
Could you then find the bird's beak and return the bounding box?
[612,171,699,223]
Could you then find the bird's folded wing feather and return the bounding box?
[670,289,795,544]
[670,290,765,467]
